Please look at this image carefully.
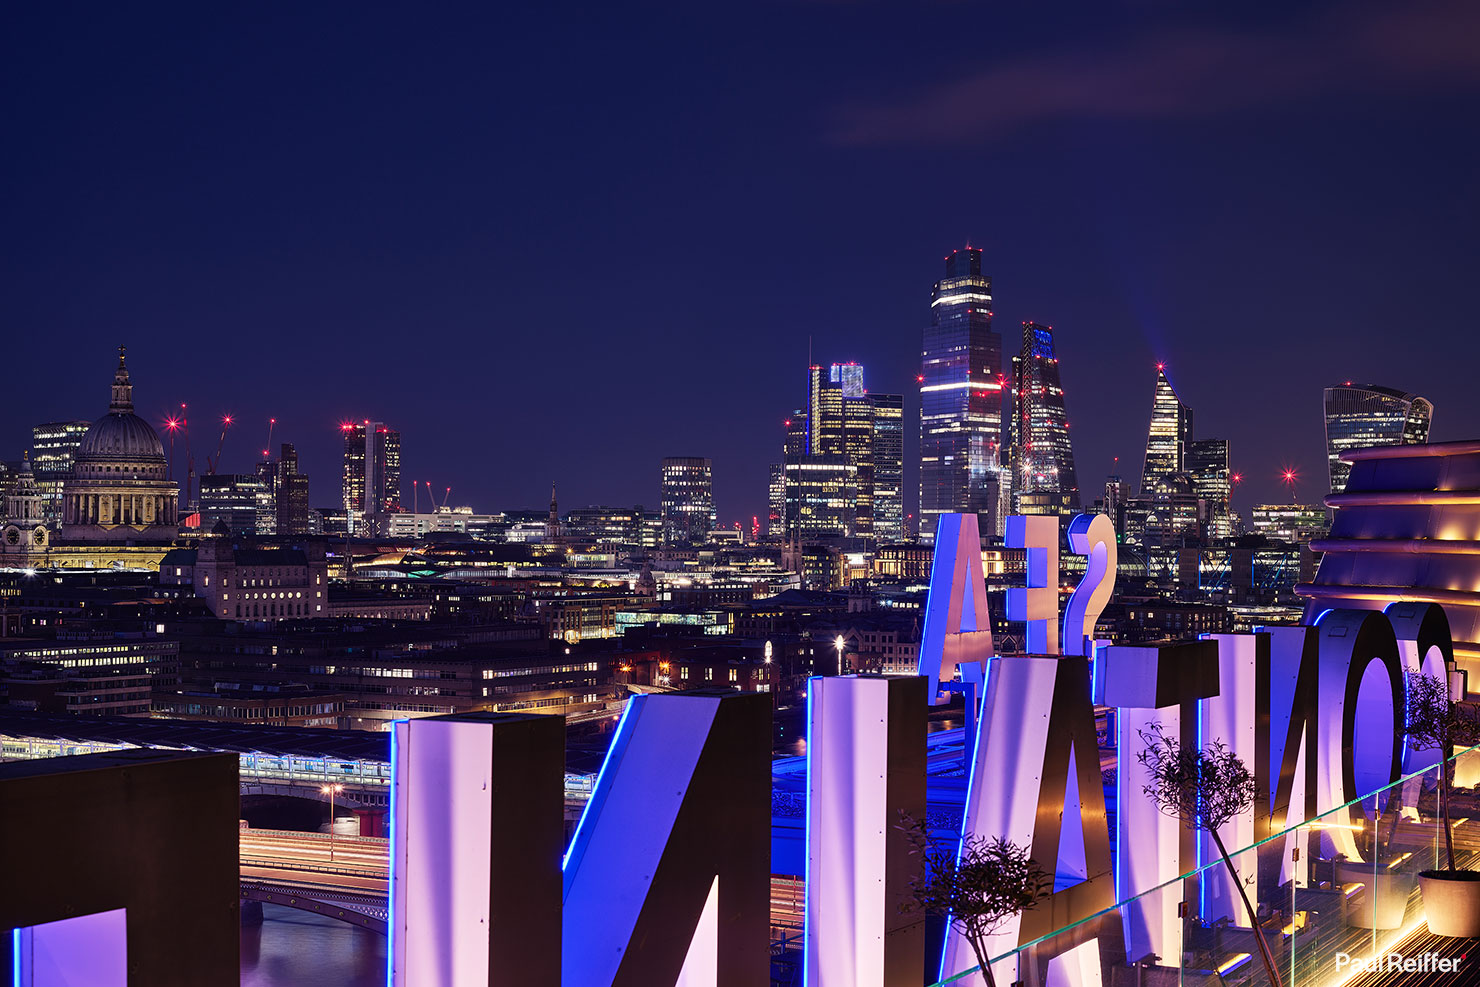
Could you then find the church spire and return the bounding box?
[109,345,134,414]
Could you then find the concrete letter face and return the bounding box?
[1006,515,1060,655]
[390,712,564,987]
[804,676,927,987]
[1063,514,1117,657]
[919,512,995,701]
[944,655,1114,985]
[562,690,771,987]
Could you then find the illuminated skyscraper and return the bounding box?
[785,363,898,541]
[30,420,91,526]
[199,473,268,536]
[1323,384,1433,494]
[1187,438,1234,538]
[919,246,1004,543]
[1010,321,1078,514]
[659,456,715,545]
[1140,365,1193,493]
[870,393,905,543]
[341,421,401,532]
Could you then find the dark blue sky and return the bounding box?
[4,1,1478,525]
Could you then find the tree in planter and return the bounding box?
[1138,724,1282,987]
[1404,668,1480,872]
[898,814,1051,987]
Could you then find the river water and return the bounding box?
[241,905,386,987]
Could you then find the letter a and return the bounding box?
[918,512,994,702]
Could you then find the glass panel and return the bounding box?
[928,745,1475,987]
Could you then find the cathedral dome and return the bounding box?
[74,346,167,466]
[78,412,166,463]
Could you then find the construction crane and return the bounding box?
[207,415,233,474]
[263,417,277,459]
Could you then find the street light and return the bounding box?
[834,635,846,676]
[320,783,344,862]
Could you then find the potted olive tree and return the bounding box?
[899,815,1050,987]
[1406,668,1480,936]
[1138,724,1282,987]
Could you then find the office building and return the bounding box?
[919,246,1004,542]
[30,421,90,526]
[1010,321,1078,514]
[341,421,401,533]
[1187,438,1234,538]
[161,539,328,621]
[767,463,786,542]
[1141,365,1193,493]
[1251,504,1329,546]
[274,443,311,536]
[870,393,905,543]
[198,474,269,537]
[1323,384,1433,494]
[782,456,858,541]
[659,457,715,545]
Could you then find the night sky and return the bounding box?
[4,1,1478,526]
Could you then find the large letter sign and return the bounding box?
[1005,515,1059,655]
[1063,514,1116,657]
[918,512,995,702]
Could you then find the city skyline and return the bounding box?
[4,3,1479,526]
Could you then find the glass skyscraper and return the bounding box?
[341,421,401,520]
[870,393,905,543]
[1011,321,1078,513]
[1323,384,1433,494]
[919,246,1004,543]
[1141,365,1193,494]
[659,456,715,545]
[1187,438,1234,538]
[30,420,91,527]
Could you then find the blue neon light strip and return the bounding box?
[562,698,638,876]
[13,927,21,987]
[802,677,815,987]
[385,719,404,987]
[941,663,989,982]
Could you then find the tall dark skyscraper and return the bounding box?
[919,246,1004,543]
[275,443,311,536]
[870,393,905,543]
[1140,365,1193,493]
[1187,438,1234,538]
[1010,321,1078,514]
[1323,384,1434,494]
[659,456,715,545]
[341,421,401,532]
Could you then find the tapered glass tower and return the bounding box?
[1011,321,1078,513]
[1140,365,1192,494]
[919,246,1004,543]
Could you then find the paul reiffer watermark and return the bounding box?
[1335,951,1465,975]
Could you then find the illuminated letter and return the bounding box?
[804,675,927,986]
[1102,640,1217,963]
[390,712,564,987]
[918,512,995,701]
[1198,633,1264,925]
[1062,514,1117,657]
[562,690,771,987]
[1314,610,1405,861]
[1006,515,1059,655]
[944,654,1114,985]
[1385,602,1455,776]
